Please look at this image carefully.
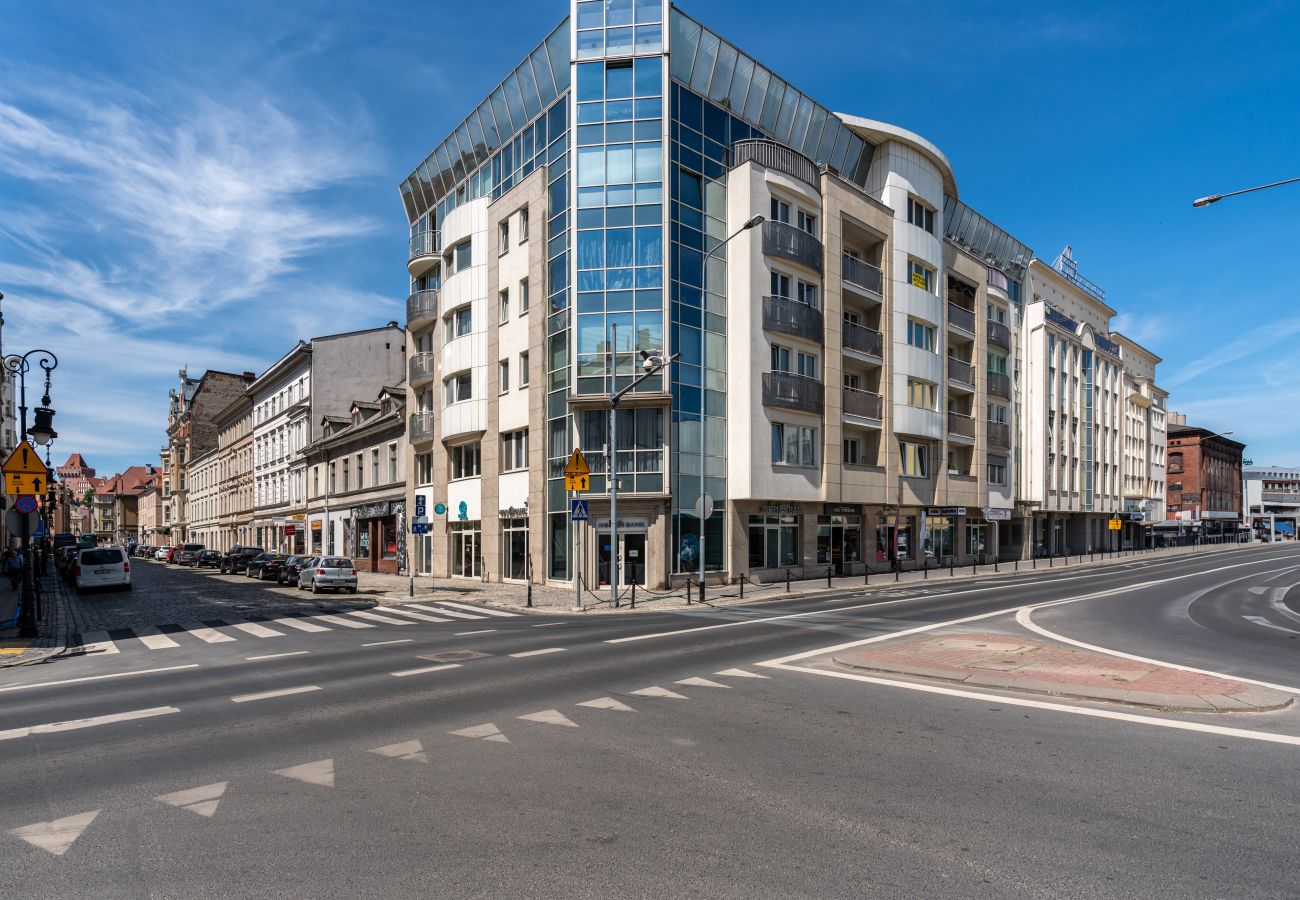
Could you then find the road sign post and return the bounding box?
[565,452,590,610]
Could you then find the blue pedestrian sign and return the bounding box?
[411,522,430,535]
[571,499,589,521]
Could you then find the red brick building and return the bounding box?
[1166,422,1246,539]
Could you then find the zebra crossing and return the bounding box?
[73,602,521,656]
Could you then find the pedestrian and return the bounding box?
[3,549,22,591]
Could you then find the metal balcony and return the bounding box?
[842,321,883,358]
[947,356,975,388]
[947,411,976,439]
[843,387,882,421]
[762,372,824,415]
[407,231,442,277]
[408,352,436,387]
[987,371,1011,399]
[405,290,438,329]
[408,411,435,444]
[948,303,976,336]
[731,139,820,190]
[987,319,1011,349]
[762,296,824,344]
[842,254,883,296]
[762,220,823,273]
[987,421,1011,449]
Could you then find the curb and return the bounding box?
[0,575,72,669]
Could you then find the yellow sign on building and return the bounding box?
[1108,519,1123,531]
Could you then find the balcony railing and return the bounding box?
[947,411,976,438]
[405,290,438,328]
[409,230,442,261]
[842,254,883,295]
[988,421,1011,449]
[762,296,824,344]
[843,387,882,420]
[843,321,883,357]
[762,372,824,415]
[986,267,1010,292]
[408,352,436,386]
[408,411,435,444]
[762,220,823,273]
[947,356,975,386]
[731,139,820,190]
[987,371,1011,399]
[948,303,976,335]
[987,320,1011,349]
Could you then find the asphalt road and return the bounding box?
[1,544,1298,898]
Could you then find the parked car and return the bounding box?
[298,556,358,594]
[219,546,264,575]
[278,555,313,585]
[246,552,289,580]
[154,547,170,561]
[195,550,223,569]
[177,543,206,566]
[57,546,80,584]
[73,546,131,592]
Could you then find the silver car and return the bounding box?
[297,556,358,594]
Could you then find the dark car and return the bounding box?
[195,549,223,569]
[278,555,312,585]
[246,552,288,580]
[177,543,206,566]
[57,546,80,584]
[219,546,264,575]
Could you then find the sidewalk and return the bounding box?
[0,572,73,669]
[359,541,1267,614]
[832,631,1293,713]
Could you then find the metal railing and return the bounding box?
[987,319,1011,349]
[947,356,975,386]
[843,321,883,357]
[762,220,823,273]
[762,372,824,414]
[408,352,436,386]
[842,255,883,295]
[947,411,976,438]
[987,371,1011,399]
[843,387,882,419]
[948,303,976,334]
[986,267,1010,292]
[731,139,820,189]
[987,421,1011,448]
[408,411,436,444]
[409,231,442,261]
[762,296,824,344]
[405,290,438,327]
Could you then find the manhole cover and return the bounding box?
[420,650,491,662]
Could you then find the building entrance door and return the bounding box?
[596,532,647,587]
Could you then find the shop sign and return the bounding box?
[354,501,392,519]
[758,503,802,516]
[982,507,1012,522]
[498,506,528,518]
[595,518,649,531]
[926,507,966,517]
[272,517,287,526]
[289,513,306,522]
[825,503,863,516]
[310,520,323,531]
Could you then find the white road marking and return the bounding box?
[135,626,180,649]
[179,624,237,644]
[1243,615,1300,635]
[411,604,484,620]
[273,758,334,787]
[231,685,320,703]
[675,677,731,689]
[509,647,566,658]
[518,708,579,727]
[228,621,285,638]
[763,661,1300,749]
[347,610,415,625]
[1267,585,1300,625]
[436,601,518,618]
[714,668,769,679]
[576,696,635,711]
[455,629,497,636]
[78,631,119,655]
[8,810,100,856]
[362,639,414,648]
[271,617,332,633]
[629,686,688,699]
[532,622,565,628]
[246,651,310,661]
[0,706,181,741]
[390,663,461,677]
[0,664,200,694]
[379,607,452,623]
[369,740,428,763]
[450,722,509,743]
[314,614,374,629]
[156,782,227,818]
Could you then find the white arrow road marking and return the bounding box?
[576,697,635,712]
[156,782,228,818]
[713,668,769,679]
[518,709,579,727]
[675,677,731,689]
[449,723,509,743]
[8,810,99,856]
[369,740,428,763]
[1244,615,1300,635]
[273,759,334,787]
[629,686,689,699]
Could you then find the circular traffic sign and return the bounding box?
[434,502,447,516]
[14,495,37,514]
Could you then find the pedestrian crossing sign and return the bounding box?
[571,499,589,521]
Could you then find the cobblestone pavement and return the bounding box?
[67,559,382,633]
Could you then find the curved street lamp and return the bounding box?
[1193,176,1300,207]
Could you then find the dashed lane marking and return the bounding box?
[0,706,181,742]
[231,685,320,703]
[246,651,310,661]
[455,629,497,636]
[532,622,565,627]
[0,664,200,693]
[508,647,566,658]
[390,663,461,678]
[576,697,635,711]
[362,639,414,648]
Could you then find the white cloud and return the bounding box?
[1164,316,1300,388]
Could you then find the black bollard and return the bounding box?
[786,569,791,593]
[630,582,636,609]
[827,567,833,588]
[686,580,692,604]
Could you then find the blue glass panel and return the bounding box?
[546,24,571,92]
[530,48,558,106]
[502,75,527,131]
[635,142,662,182]
[607,0,633,26]
[669,11,699,83]
[690,30,718,95]
[577,315,606,354]
[634,203,662,224]
[635,183,663,203]
[606,291,634,311]
[635,311,663,350]
[606,61,634,99]
[576,29,602,58]
[578,186,604,207]
[802,104,826,159]
[577,146,605,186]
[548,256,568,294]
[606,205,634,227]
[606,27,634,56]
[489,87,513,145]
[606,99,634,121]
[607,228,634,268]
[745,66,769,125]
[728,55,753,114]
[635,25,661,53]
[477,101,501,151]
[578,271,605,291]
[708,43,736,103]
[636,288,662,309]
[606,121,634,142]
[577,63,604,101]
[635,57,661,96]
[635,226,662,267]
[607,144,634,182]
[676,327,702,365]
[759,79,783,132]
[577,124,604,145]
[577,231,605,269]
[606,184,635,205]
[577,208,604,229]
[577,292,605,312]
[635,98,662,120]
[678,88,702,131]
[516,61,541,119]
[636,267,663,288]
[578,102,604,124]
[634,119,659,140]
[789,94,812,149]
[635,0,661,23]
[606,268,634,289]
[577,1,603,29]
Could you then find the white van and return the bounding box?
[74,546,132,592]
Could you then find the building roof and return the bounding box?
[59,453,91,471]
[1167,424,1247,451]
[836,114,957,198]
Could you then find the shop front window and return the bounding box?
[449,521,482,578]
[501,517,529,581]
[966,524,988,556]
[747,514,799,569]
[923,520,953,559]
[383,519,397,560]
[877,517,915,561]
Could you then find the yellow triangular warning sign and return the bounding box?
[564,448,589,477]
[2,441,49,476]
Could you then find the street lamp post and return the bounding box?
[1193,176,1300,207]
[3,349,59,637]
[696,214,764,599]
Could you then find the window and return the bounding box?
[770,344,817,378]
[355,453,364,488]
[416,453,433,486]
[987,304,1007,325]
[907,196,935,234]
[445,371,473,405]
[452,239,473,273]
[748,514,800,568]
[499,359,510,393]
[797,209,817,235]
[843,438,863,466]
[988,457,1008,485]
[519,278,530,312]
[907,259,935,293]
[499,288,510,322]
[518,208,529,243]
[499,221,510,254]
[771,423,817,467]
[502,429,529,472]
[906,318,935,351]
[770,271,791,298]
[312,467,319,497]
[1168,452,1184,473]
[797,280,818,307]
[900,441,929,477]
[388,444,398,483]
[329,463,337,494]
[770,198,790,224]
[906,378,937,410]
[342,459,350,492]
[371,449,380,486]
[450,442,481,480]
[987,403,1008,424]
[520,351,530,386]
[987,350,1008,375]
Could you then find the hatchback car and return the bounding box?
[278,555,312,585]
[195,549,223,568]
[246,552,289,580]
[177,543,206,566]
[298,557,358,594]
[154,547,169,560]
[73,546,131,592]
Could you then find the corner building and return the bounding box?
[400,2,1046,587]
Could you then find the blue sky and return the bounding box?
[1,0,1297,476]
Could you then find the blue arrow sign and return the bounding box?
[571,499,589,521]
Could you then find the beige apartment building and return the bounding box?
[213,395,254,552]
